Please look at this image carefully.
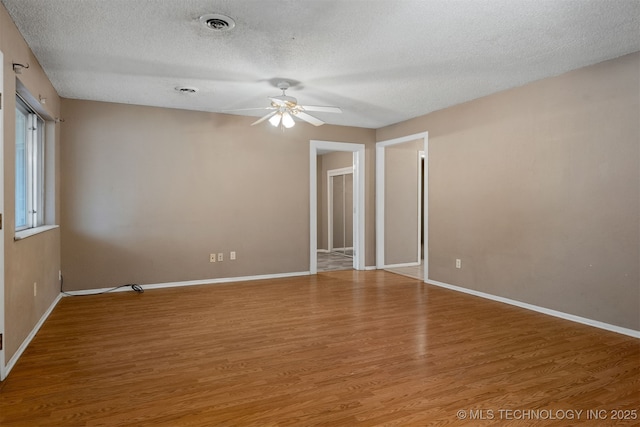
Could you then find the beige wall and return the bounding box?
[378,52,640,330]
[1,3,62,361]
[60,99,375,290]
[385,140,422,265]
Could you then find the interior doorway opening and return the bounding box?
[376,132,428,282]
[386,150,425,279]
[320,166,354,272]
[309,140,365,274]
[328,167,353,257]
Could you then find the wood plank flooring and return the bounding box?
[1,271,638,426]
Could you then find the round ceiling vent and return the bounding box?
[199,13,236,31]
[175,86,198,94]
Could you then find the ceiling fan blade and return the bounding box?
[300,105,342,114]
[295,111,325,126]
[251,111,277,126]
[224,107,276,112]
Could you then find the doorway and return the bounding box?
[385,150,425,279]
[309,140,365,274]
[376,132,428,282]
[318,166,355,272]
[328,167,353,256]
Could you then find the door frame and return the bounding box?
[327,166,354,254]
[310,140,365,273]
[375,131,429,282]
[0,49,6,380]
[417,150,425,264]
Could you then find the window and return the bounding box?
[15,96,45,231]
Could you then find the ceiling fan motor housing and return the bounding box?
[272,95,298,106]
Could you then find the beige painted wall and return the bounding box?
[60,99,375,290]
[1,3,62,361]
[377,52,640,331]
[385,140,421,265]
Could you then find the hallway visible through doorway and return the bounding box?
[317,251,353,272]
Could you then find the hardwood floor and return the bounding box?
[1,271,638,426]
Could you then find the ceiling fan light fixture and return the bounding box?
[282,111,295,128]
[269,113,282,127]
[231,80,341,130]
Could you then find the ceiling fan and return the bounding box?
[232,81,342,129]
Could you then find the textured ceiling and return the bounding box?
[3,0,639,129]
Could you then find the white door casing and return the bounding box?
[0,50,6,380]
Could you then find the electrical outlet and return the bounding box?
[230,251,236,260]
[218,253,224,262]
[210,253,216,263]
[456,259,461,269]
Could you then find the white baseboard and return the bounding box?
[316,249,330,253]
[329,247,354,252]
[4,293,63,379]
[382,261,421,269]
[426,279,640,339]
[63,271,311,296]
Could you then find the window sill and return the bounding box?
[14,225,60,241]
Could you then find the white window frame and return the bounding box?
[15,95,45,232]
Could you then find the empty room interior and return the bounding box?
[0,1,638,425]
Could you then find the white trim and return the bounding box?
[423,144,428,283]
[376,131,429,282]
[4,293,63,379]
[427,279,640,339]
[330,247,354,252]
[310,140,366,274]
[375,146,384,268]
[364,266,377,271]
[328,167,354,175]
[0,50,5,381]
[417,151,424,265]
[63,271,311,296]
[384,261,421,269]
[353,148,365,271]
[14,224,59,241]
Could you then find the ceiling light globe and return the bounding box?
[282,112,295,128]
[269,113,282,127]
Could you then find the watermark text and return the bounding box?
[456,408,637,421]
